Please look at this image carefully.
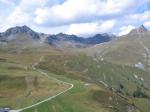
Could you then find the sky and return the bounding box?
[0,0,150,37]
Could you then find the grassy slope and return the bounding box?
[0,44,69,109]
[134,98,150,112]
[38,54,150,97]
[35,53,150,112]
[82,33,150,69]
[23,72,138,112]
[0,38,150,112]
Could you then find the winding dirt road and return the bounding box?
[10,56,74,112]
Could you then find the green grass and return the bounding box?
[23,72,139,112]
[0,50,69,109]
[38,54,150,97]
[0,38,150,112]
[0,75,26,90]
[83,33,150,70]
[134,98,150,112]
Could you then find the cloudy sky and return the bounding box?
[0,0,150,36]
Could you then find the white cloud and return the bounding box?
[0,0,15,5]
[0,0,63,32]
[67,23,99,36]
[0,0,150,36]
[121,10,150,31]
[118,25,135,36]
[100,20,116,32]
[7,10,29,25]
[67,20,116,36]
[34,0,137,26]
[3,0,52,27]
[144,21,150,27]
[128,11,150,22]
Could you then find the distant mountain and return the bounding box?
[84,33,114,45]
[84,25,150,69]
[0,25,40,42]
[81,25,150,99]
[0,25,114,48]
[129,25,149,35]
[46,33,114,48]
[45,33,85,48]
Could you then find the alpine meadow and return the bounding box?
[0,0,150,112]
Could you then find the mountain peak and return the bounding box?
[1,25,40,39]
[138,25,148,32]
[21,25,31,30]
[5,25,32,35]
[129,25,148,35]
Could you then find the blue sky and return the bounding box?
[0,0,150,36]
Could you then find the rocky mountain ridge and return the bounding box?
[0,25,114,48]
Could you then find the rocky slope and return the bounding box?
[0,25,114,48]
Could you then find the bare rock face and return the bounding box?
[45,33,113,48]
[138,25,148,33]
[0,25,40,41]
[129,25,149,35]
[0,25,114,47]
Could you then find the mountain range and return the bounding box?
[0,25,114,48]
[0,25,150,112]
[84,25,150,70]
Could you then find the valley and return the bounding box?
[0,25,150,112]
[1,0,150,111]
[0,47,70,110]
